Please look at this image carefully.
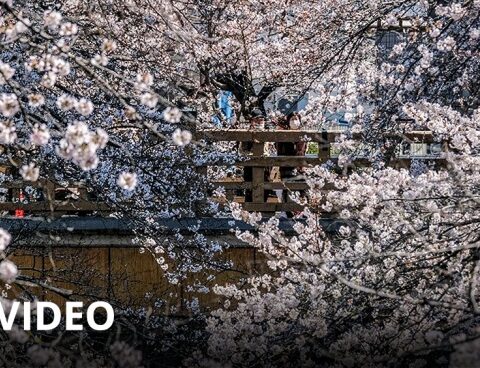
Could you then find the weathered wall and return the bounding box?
[8,245,262,315]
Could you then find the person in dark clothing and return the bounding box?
[275,113,307,214]
[276,112,306,180]
[239,109,271,202]
[239,108,265,152]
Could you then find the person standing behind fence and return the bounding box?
[238,109,270,202]
[275,112,306,214]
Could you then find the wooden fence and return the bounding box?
[197,129,445,213]
[0,129,446,216]
[0,178,110,216]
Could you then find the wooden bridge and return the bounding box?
[1,129,445,217]
[198,129,444,213]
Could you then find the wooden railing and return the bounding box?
[0,129,445,217]
[0,179,110,216]
[197,129,446,213]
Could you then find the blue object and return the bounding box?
[212,91,234,126]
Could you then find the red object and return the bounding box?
[15,209,25,218]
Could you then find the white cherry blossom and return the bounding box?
[19,163,40,182]
[117,172,138,191]
[172,128,192,146]
[0,260,17,283]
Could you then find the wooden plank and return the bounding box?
[242,202,303,212]
[212,180,252,190]
[197,129,324,142]
[251,167,264,203]
[397,131,438,143]
[237,156,324,167]
[109,248,174,310]
[197,129,438,143]
[264,182,309,190]
[183,247,256,309]
[319,131,331,159]
[212,180,309,191]
[44,180,55,211]
[11,234,135,247]
[206,156,446,168]
[0,201,111,212]
[2,180,87,189]
[251,142,265,203]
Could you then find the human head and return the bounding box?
[250,108,265,127]
[287,112,301,129]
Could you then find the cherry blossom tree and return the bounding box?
[0,0,223,365]
[1,0,479,367]
[203,1,480,367]
[0,0,231,284]
[59,0,408,124]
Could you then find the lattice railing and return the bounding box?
[0,129,446,217]
[197,129,446,213]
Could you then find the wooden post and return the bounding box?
[318,131,331,160]
[192,128,209,216]
[251,140,265,204]
[43,180,56,214]
[78,187,88,200]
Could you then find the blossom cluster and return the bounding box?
[56,122,108,170]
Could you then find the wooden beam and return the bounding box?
[264,182,309,190]
[197,129,438,143]
[319,131,332,159]
[205,156,445,168]
[197,129,321,142]
[242,202,303,212]
[212,180,252,190]
[251,142,265,203]
[240,156,326,167]
[0,201,111,212]
[237,156,324,167]
[212,180,309,191]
